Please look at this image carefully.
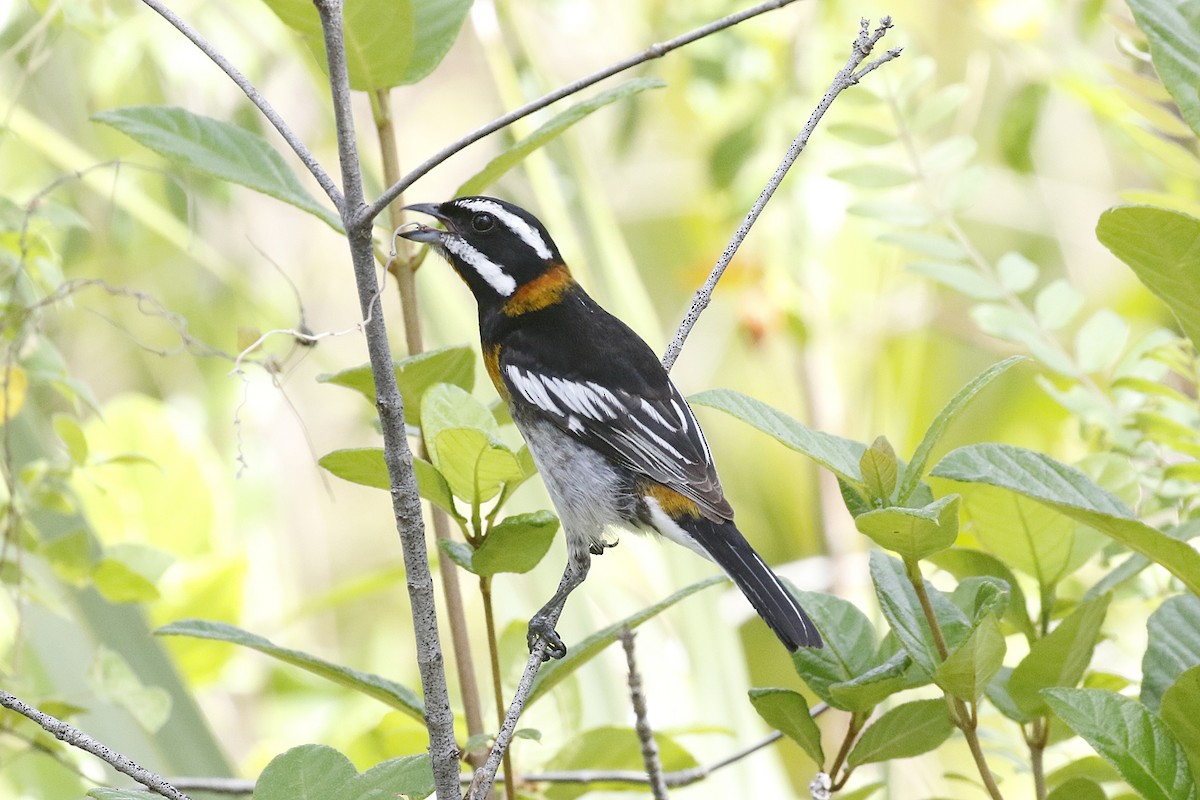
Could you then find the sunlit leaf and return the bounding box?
[93,106,341,230]
[935,613,1005,701]
[996,251,1039,293]
[1075,309,1130,374]
[748,688,824,765]
[828,163,913,188]
[855,495,959,561]
[1142,594,1200,711]
[156,620,425,721]
[847,699,954,766]
[1125,0,1200,136]
[788,589,882,709]
[471,511,558,576]
[0,364,27,421]
[318,345,475,426]
[1009,595,1111,716]
[908,261,1003,300]
[1035,279,1085,330]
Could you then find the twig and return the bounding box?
[312,1,460,797]
[359,0,805,227]
[0,690,190,800]
[137,0,343,211]
[661,17,902,371]
[620,628,669,799]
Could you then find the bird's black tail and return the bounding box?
[680,516,822,651]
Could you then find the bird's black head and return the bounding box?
[400,197,567,307]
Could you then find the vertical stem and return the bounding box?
[1027,717,1049,800]
[480,576,515,799]
[373,86,489,768]
[312,3,460,797]
[619,628,669,800]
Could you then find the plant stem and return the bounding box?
[619,628,669,800]
[828,712,865,790]
[904,558,1003,800]
[371,85,489,769]
[1026,717,1049,800]
[480,576,515,799]
[313,2,459,797]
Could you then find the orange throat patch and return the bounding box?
[502,263,574,316]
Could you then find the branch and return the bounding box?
[620,628,669,799]
[359,0,805,227]
[138,0,344,211]
[0,691,190,800]
[311,1,460,797]
[661,16,902,372]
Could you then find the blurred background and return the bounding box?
[0,0,1190,797]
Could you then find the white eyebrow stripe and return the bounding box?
[443,237,516,296]
[457,198,553,260]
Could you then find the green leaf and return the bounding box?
[1044,688,1197,800]
[788,589,883,710]
[1142,594,1200,711]
[828,650,924,711]
[93,106,341,230]
[748,688,824,765]
[544,726,697,800]
[855,495,959,561]
[1035,279,1085,330]
[318,345,475,426]
[860,436,898,503]
[932,443,1200,596]
[827,123,896,145]
[255,744,356,800]
[908,260,1003,300]
[827,163,914,188]
[847,699,954,767]
[92,543,173,604]
[471,511,558,576]
[987,666,1031,723]
[1075,309,1130,374]
[921,135,978,173]
[1046,778,1107,800]
[422,384,521,503]
[527,576,723,705]
[998,83,1048,174]
[261,0,471,91]
[457,78,666,196]
[898,356,1023,504]
[341,754,435,800]
[955,484,1080,590]
[910,84,969,131]
[996,251,1039,293]
[317,448,460,519]
[1098,206,1200,351]
[88,646,171,734]
[1125,0,1200,136]
[690,389,865,485]
[848,200,936,227]
[928,548,1035,639]
[1009,595,1111,717]
[52,413,88,464]
[869,551,969,676]
[156,619,424,721]
[882,232,967,261]
[935,613,1006,701]
[1045,755,1124,790]
[1162,666,1200,780]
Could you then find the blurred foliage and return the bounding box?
[2,0,1200,799]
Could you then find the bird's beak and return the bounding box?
[398,203,452,244]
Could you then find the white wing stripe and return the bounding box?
[627,413,690,462]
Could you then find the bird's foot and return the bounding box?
[589,539,618,556]
[527,613,567,661]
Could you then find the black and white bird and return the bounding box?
[400,197,821,659]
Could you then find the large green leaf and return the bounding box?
[1142,594,1200,711]
[156,620,424,722]
[1125,0,1200,137]
[318,345,476,426]
[932,443,1200,595]
[934,613,1005,701]
[788,589,883,710]
[748,688,824,765]
[691,389,866,485]
[1162,666,1200,780]
[527,576,723,705]
[855,495,959,561]
[93,106,340,230]
[457,78,666,196]
[421,384,523,503]
[317,448,460,519]
[828,650,925,712]
[446,511,559,576]
[1097,206,1200,350]
[261,0,471,90]
[1044,688,1197,800]
[846,699,954,767]
[1009,594,1110,716]
[897,356,1023,503]
[869,551,970,677]
[253,744,434,800]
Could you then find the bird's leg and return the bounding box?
[527,551,591,660]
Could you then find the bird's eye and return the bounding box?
[471,212,496,232]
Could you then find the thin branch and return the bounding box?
[620,628,669,800]
[467,641,550,799]
[0,691,191,800]
[359,0,805,227]
[137,0,344,211]
[661,16,902,372]
[312,1,460,797]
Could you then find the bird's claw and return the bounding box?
[589,540,618,556]
[527,615,567,660]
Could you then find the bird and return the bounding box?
[399,196,821,659]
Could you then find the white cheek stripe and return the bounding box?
[443,236,516,296]
[457,198,553,260]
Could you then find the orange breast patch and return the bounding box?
[502,263,574,316]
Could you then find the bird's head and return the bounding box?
[399,197,568,308]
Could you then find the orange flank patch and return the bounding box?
[643,483,701,519]
[502,263,573,316]
[483,344,510,401]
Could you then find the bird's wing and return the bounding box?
[499,356,733,521]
